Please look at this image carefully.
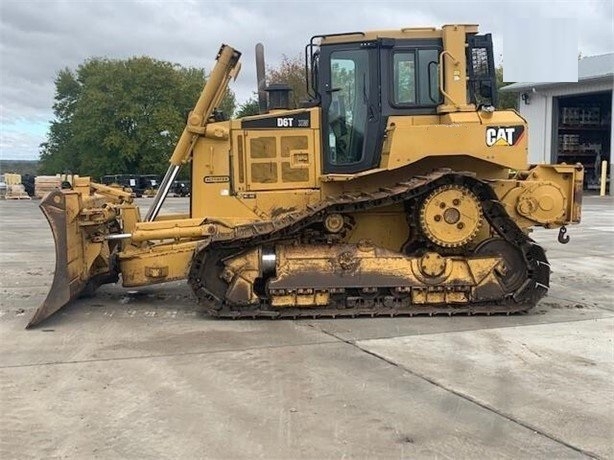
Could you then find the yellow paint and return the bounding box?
[37,25,584,320]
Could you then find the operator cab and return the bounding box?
[305,27,497,175]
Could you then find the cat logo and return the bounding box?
[485,125,525,147]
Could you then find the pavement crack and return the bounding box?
[312,326,601,460]
[306,315,613,344]
[0,339,339,370]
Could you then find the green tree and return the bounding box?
[235,97,260,118]
[39,69,82,174]
[496,65,518,110]
[218,88,236,119]
[266,54,308,108]
[40,57,235,178]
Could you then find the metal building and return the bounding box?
[501,53,613,193]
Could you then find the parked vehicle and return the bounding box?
[139,175,161,198]
[30,26,583,327]
[100,174,140,196]
[171,180,191,197]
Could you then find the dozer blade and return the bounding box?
[27,190,113,328]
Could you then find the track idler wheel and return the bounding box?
[474,238,527,293]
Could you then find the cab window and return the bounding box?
[393,52,416,104]
[392,49,441,106]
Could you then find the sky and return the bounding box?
[1,0,612,161]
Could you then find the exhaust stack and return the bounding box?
[256,43,267,114]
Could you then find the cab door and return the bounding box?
[319,43,382,174]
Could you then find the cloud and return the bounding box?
[0,122,47,161]
[0,0,612,160]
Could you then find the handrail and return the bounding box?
[438,50,460,108]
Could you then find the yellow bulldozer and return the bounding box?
[28,24,583,327]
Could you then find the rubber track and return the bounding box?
[188,171,549,319]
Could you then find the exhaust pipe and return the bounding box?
[256,43,267,114]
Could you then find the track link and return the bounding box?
[188,171,549,318]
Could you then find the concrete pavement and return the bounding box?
[1,195,612,458]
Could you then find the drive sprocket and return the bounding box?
[419,184,483,248]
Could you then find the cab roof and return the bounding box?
[318,24,479,45]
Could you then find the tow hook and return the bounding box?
[558,226,570,244]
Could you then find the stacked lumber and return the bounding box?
[4,173,21,185]
[4,184,31,200]
[34,176,62,199]
[58,173,79,185]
